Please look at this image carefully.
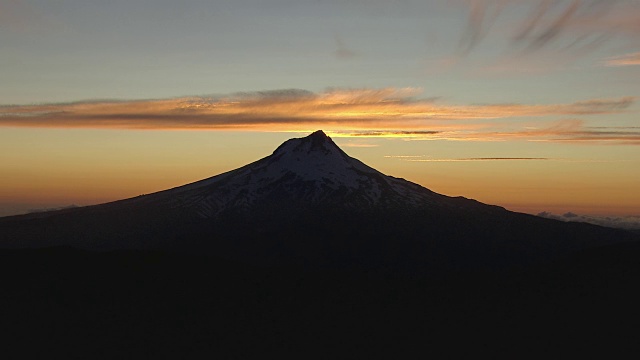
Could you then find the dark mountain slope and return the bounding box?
[1,130,639,357]
[0,130,636,272]
[1,242,639,358]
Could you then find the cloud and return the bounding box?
[27,204,80,214]
[569,97,634,113]
[513,119,640,145]
[0,0,58,34]
[339,143,379,148]
[343,130,442,137]
[453,0,640,61]
[518,0,583,51]
[418,157,550,161]
[537,211,640,230]
[0,0,35,32]
[605,51,640,66]
[457,0,508,55]
[0,88,637,144]
[384,155,426,159]
[386,156,550,162]
[334,35,358,59]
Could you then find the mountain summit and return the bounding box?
[1,131,636,271]
[154,130,439,218]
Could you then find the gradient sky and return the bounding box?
[1,0,639,219]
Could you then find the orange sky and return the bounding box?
[1,123,638,217]
[2,1,639,219]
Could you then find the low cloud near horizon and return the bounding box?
[385,155,551,162]
[1,88,637,145]
[537,211,640,230]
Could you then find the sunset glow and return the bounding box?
[1,0,639,222]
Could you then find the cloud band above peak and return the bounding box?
[0,88,637,145]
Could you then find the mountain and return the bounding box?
[128,129,443,217]
[2,130,640,357]
[0,130,637,272]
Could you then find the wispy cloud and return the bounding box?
[457,0,508,55]
[384,155,426,159]
[0,88,637,144]
[504,119,640,145]
[451,0,640,68]
[0,0,59,33]
[385,155,551,162]
[341,130,442,137]
[339,143,379,148]
[386,154,629,163]
[418,157,551,161]
[404,157,550,162]
[605,51,640,66]
[538,211,640,230]
[462,0,639,48]
[27,204,79,214]
[356,119,640,145]
[0,0,36,32]
[333,34,358,59]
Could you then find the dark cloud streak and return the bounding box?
[455,0,638,60]
[347,130,442,137]
[386,155,552,162]
[458,0,507,55]
[461,157,549,160]
[525,0,581,51]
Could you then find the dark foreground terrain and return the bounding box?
[2,242,639,358]
[2,132,638,357]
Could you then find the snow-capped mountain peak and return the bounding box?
[266,130,376,185]
[272,130,337,156]
[165,130,437,217]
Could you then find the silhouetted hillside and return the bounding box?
[1,245,639,357]
[1,131,636,273]
[1,131,638,357]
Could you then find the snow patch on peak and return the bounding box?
[164,130,439,217]
[265,131,379,187]
[272,130,337,157]
[308,129,328,139]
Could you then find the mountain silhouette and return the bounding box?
[146,129,442,217]
[1,130,636,272]
[1,130,639,357]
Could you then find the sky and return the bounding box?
[1,0,639,224]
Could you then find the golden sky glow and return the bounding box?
[1,87,638,218]
[1,1,639,221]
